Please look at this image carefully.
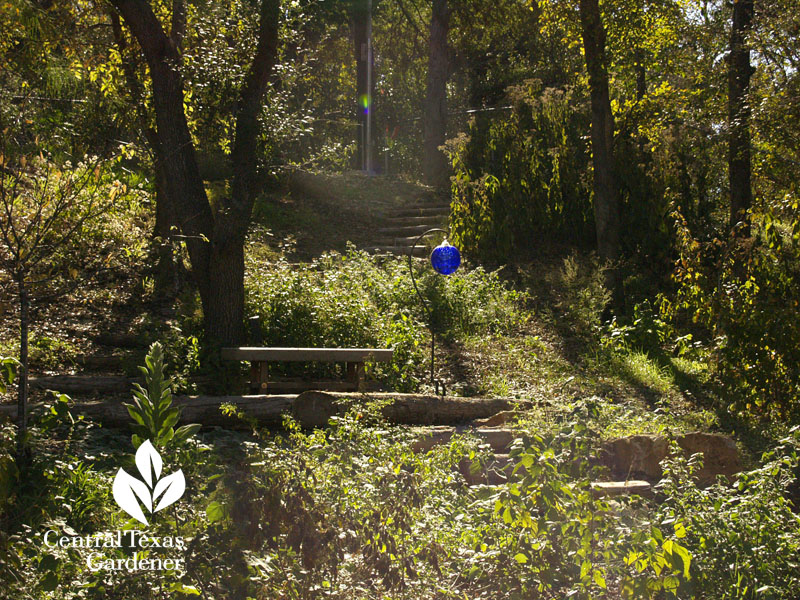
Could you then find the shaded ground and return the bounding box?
[255,170,442,260]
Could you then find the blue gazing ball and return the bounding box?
[430,240,461,275]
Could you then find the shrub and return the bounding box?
[665,206,800,421]
[444,80,593,262]
[465,404,692,598]
[656,428,800,599]
[245,247,524,390]
[554,253,611,337]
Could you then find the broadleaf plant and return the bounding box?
[0,356,17,394]
[125,342,201,448]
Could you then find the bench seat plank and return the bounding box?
[221,347,394,362]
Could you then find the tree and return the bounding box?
[728,0,754,237]
[352,0,376,171]
[109,0,280,346]
[423,0,451,188]
[578,0,622,305]
[109,10,182,298]
[0,120,111,455]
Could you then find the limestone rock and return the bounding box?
[591,480,652,498]
[679,432,742,483]
[600,432,742,485]
[473,411,516,427]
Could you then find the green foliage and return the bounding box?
[465,403,692,598]
[446,81,593,261]
[28,337,79,370]
[124,342,201,448]
[656,429,800,599]
[140,322,203,395]
[554,253,611,337]
[665,207,800,421]
[245,246,524,390]
[604,300,674,355]
[0,356,17,393]
[1,394,799,598]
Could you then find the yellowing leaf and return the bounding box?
[593,569,606,589]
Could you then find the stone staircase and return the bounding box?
[411,423,654,496]
[367,200,451,257]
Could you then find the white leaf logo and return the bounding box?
[135,438,162,487]
[112,468,151,525]
[153,470,185,512]
[112,440,186,525]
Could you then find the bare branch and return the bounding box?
[396,0,424,39]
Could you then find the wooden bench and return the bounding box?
[220,347,394,393]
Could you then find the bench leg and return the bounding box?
[346,362,366,392]
[250,361,269,394]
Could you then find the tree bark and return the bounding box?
[15,278,29,456]
[423,0,451,189]
[728,0,754,237]
[352,0,374,171]
[152,146,181,298]
[578,0,623,311]
[110,0,280,346]
[579,0,620,264]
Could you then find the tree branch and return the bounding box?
[170,0,186,49]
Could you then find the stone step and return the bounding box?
[591,480,652,498]
[376,224,440,236]
[30,375,136,395]
[92,333,146,349]
[29,374,211,395]
[385,215,448,225]
[388,205,450,218]
[374,236,437,247]
[412,426,516,454]
[75,354,125,371]
[600,433,742,485]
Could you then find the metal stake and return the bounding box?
[408,228,448,396]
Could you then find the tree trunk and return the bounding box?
[205,231,247,344]
[111,0,280,347]
[352,0,373,171]
[423,0,451,189]
[578,0,623,310]
[110,12,180,299]
[728,0,754,237]
[579,0,620,263]
[152,154,181,298]
[15,278,29,456]
[214,0,279,346]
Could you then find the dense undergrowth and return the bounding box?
[243,245,525,391]
[446,80,800,433]
[2,236,799,597]
[1,372,799,599]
